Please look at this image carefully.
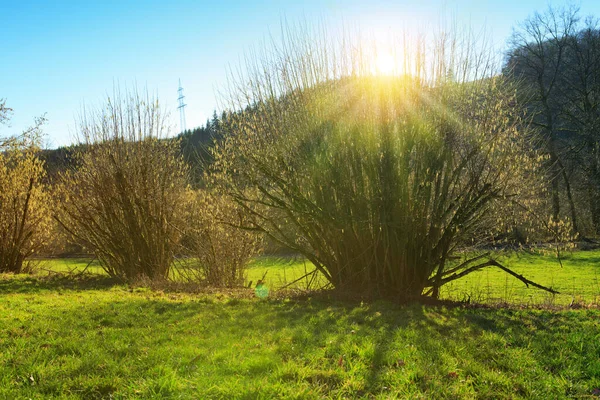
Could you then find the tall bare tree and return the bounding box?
[561,21,600,234]
[506,5,580,232]
[508,7,600,236]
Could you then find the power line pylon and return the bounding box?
[177,79,187,133]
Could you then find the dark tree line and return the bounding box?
[178,111,224,168]
[505,6,600,236]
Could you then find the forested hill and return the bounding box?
[40,110,227,185]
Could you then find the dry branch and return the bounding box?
[438,257,559,295]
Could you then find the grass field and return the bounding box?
[37,249,600,306]
[1,250,599,398]
[440,250,600,306]
[1,275,600,399]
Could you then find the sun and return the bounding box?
[375,52,396,75]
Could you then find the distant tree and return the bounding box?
[507,6,600,235]
[178,114,223,186]
[0,99,12,127]
[211,110,220,134]
[506,5,580,231]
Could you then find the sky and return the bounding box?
[2,0,600,148]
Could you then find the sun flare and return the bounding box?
[375,52,396,75]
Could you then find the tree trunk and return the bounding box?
[549,149,561,221]
[557,158,579,235]
[589,148,600,236]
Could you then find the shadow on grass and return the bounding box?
[2,274,599,398]
[0,273,121,294]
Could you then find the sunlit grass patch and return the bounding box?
[1,274,600,398]
[36,258,105,275]
[33,248,600,306]
[441,249,600,306]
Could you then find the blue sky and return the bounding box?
[2,0,600,148]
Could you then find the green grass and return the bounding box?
[246,250,600,306]
[37,257,327,291]
[2,272,600,399]
[0,249,599,398]
[246,257,328,290]
[440,250,600,306]
[40,249,600,306]
[36,258,105,275]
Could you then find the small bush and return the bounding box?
[0,104,49,273]
[0,147,49,273]
[179,190,262,287]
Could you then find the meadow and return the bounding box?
[1,250,600,398]
[38,248,600,306]
[4,2,600,398]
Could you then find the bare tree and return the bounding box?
[508,6,600,236]
[561,20,600,234]
[506,5,581,233]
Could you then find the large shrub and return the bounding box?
[57,92,188,281]
[213,28,554,300]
